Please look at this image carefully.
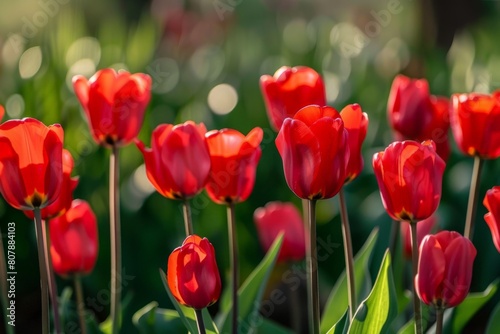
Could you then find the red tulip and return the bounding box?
[167,235,221,309]
[388,75,450,161]
[400,216,437,259]
[415,231,476,308]
[483,186,500,252]
[50,200,99,277]
[0,118,63,210]
[24,150,79,220]
[0,105,4,121]
[205,127,262,204]
[260,66,326,131]
[275,105,349,200]
[372,140,445,222]
[73,68,152,147]
[450,92,500,159]
[136,121,211,200]
[253,202,307,263]
[340,104,368,183]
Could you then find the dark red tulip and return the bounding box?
[483,186,500,252]
[388,75,450,160]
[275,105,349,200]
[401,216,437,259]
[260,66,326,131]
[0,118,63,210]
[253,202,307,263]
[50,200,99,277]
[73,68,152,147]
[450,92,500,159]
[415,231,476,308]
[136,121,211,200]
[372,140,445,222]
[167,235,221,309]
[340,104,368,183]
[205,127,262,204]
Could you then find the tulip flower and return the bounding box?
[415,231,476,308]
[275,105,349,200]
[253,202,306,263]
[205,127,263,204]
[260,66,326,131]
[24,149,79,220]
[73,68,152,148]
[0,117,64,210]
[0,105,4,121]
[372,140,445,222]
[401,216,437,259]
[450,92,500,159]
[50,200,99,277]
[483,186,500,252]
[388,75,450,161]
[136,121,211,200]
[167,235,221,309]
[340,104,369,183]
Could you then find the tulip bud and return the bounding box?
[483,186,500,252]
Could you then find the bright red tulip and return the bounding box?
[372,140,445,222]
[450,92,500,159]
[167,235,221,309]
[50,200,99,277]
[73,68,152,147]
[415,231,476,308]
[388,75,450,161]
[260,66,326,131]
[0,105,4,121]
[400,216,437,259]
[0,118,63,210]
[253,202,307,263]
[340,104,368,183]
[275,105,349,200]
[205,127,262,204]
[24,150,78,220]
[483,186,500,252]
[136,121,211,200]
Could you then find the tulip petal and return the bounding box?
[415,235,445,306]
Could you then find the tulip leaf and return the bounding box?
[132,301,185,333]
[320,228,379,333]
[159,268,220,334]
[396,304,431,334]
[485,299,500,334]
[218,233,284,334]
[325,310,349,334]
[347,250,397,334]
[451,279,498,333]
[254,318,294,334]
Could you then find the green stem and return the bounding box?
[388,220,400,262]
[227,203,239,334]
[182,200,193,237]
[0,228,14,334]
[306,199,319,334]
[194,309,207,334]
[110,146,121,334]
[338,189,356,320]
[74,276,87,334]
[42,219,62,333]
[464,156,484,240]
[435,307,444,334]
[34,208,49,334]
[410,221,422,334]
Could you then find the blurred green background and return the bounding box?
[1,0,500,332]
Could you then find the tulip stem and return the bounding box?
[182,200,194,236]
[410,221,422,334]
[338,189,356,320]
[110,145,122,334]
[194,309,207,334]
[388,219,400,262]
[42,219,62,333]
[435,307,444,334]
[34,208,49,334]
[306,199,319,334]
[74,276,87,334]
[227,202,239,334]
[464,156,484,240]
[0,228,14,334]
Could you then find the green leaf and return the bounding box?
[132,302,185,333]
[159,269,219,334]
[396,304,430,334]
[348,250,397,334]
[325,310,348,334]
[254,318,294,334]
[218,234,284,333]
[320,228,379,333]
[485,299,500,334]
[451,279,498,333]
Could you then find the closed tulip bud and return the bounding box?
[340,104,369,183]
[415,231,476,308]
[167,235,221,309]
[483,186,500,252]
